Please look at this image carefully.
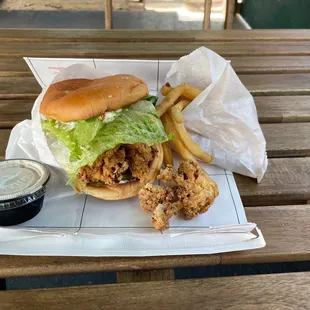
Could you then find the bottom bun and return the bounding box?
[74,143,163,200]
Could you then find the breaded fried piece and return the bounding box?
[157,164,178,183]
[78,146,129,185]
[78,143,157,186]
[152,202,181,230]
[139,183,175,212]
[125,144,156,182]
[175,161,219,219]
[139,160,219,230]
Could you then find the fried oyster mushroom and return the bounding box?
[139,160,219,230]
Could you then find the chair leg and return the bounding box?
[105,0,113,30]
[203,0,212,30]
[224,0,236,29]
[0,279,6,290]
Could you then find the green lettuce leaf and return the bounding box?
[41,99,169,182]
[142,95,158,106]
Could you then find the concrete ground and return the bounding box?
[0,0,224,12]
[0,9,247,29]
[0,0,231,30]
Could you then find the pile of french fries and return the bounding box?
[156,83,213,166]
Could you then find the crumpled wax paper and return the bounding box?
[166,47,267,181]
[6,64,106,200]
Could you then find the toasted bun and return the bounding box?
[40,74,148,122]
[73,144,163,200]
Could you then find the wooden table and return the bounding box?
[1,29,310,309]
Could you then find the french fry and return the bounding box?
[184,85,202,101]
[161,84,171,96]
[161,84,202,101]
[171,99,190,124]
[156,84,185,116]
[170,109,214,163]
[161,113,197,163]
[160,82,213,163]
[162,142,173,166]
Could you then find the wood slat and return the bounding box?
[0,254,221,278]
[2,56,310,77]
[0,100,32,128]
[0,203,309,278]
[1,96,309,129]
[235,158,310,205]
[2,42,310,58]
[0,77,40,99]
[0,57,32,77]
[262,123,310,157]
[229,56,310,74]
[224,0,236,30]
[105,0,112,30]
[0,130,11,159]
[202,0,212,30]
[238,73,310,96]
[1,272,310,309]
[255,96,310,123]
[222,205,310,264]
[2,74,310,100]
[1,29,310,42]
[117,269,175,283]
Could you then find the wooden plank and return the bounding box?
[222,205,310,264]
[235,158,310,205]
[1,272,310,309]
[239,73,310,96]
[229,56,310,74]
[0,100,32,129]
[105,0,113,30]
[2,42,310,58]
[224,0,236,29]
[0,57,32,77]
[203,0,212,30]
[0,129,11,159]
[0,205,309,277]
[0,254,221,278]
[117,269,175,283]
[1,29,310,42]
[0,96,309,129]
[263,123,310,157]
[2,74,310,99]
[0,77,40,99]
[255,96,310,123]
[2,56,310,77]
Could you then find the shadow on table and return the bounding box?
[4,261,310,290]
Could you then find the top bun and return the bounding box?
[40,74,149,122]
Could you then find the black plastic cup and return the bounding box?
[0,159,50,226]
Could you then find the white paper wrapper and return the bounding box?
[6,64,106,200]
[166,47,267,181]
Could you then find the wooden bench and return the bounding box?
[1,29,310,308]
